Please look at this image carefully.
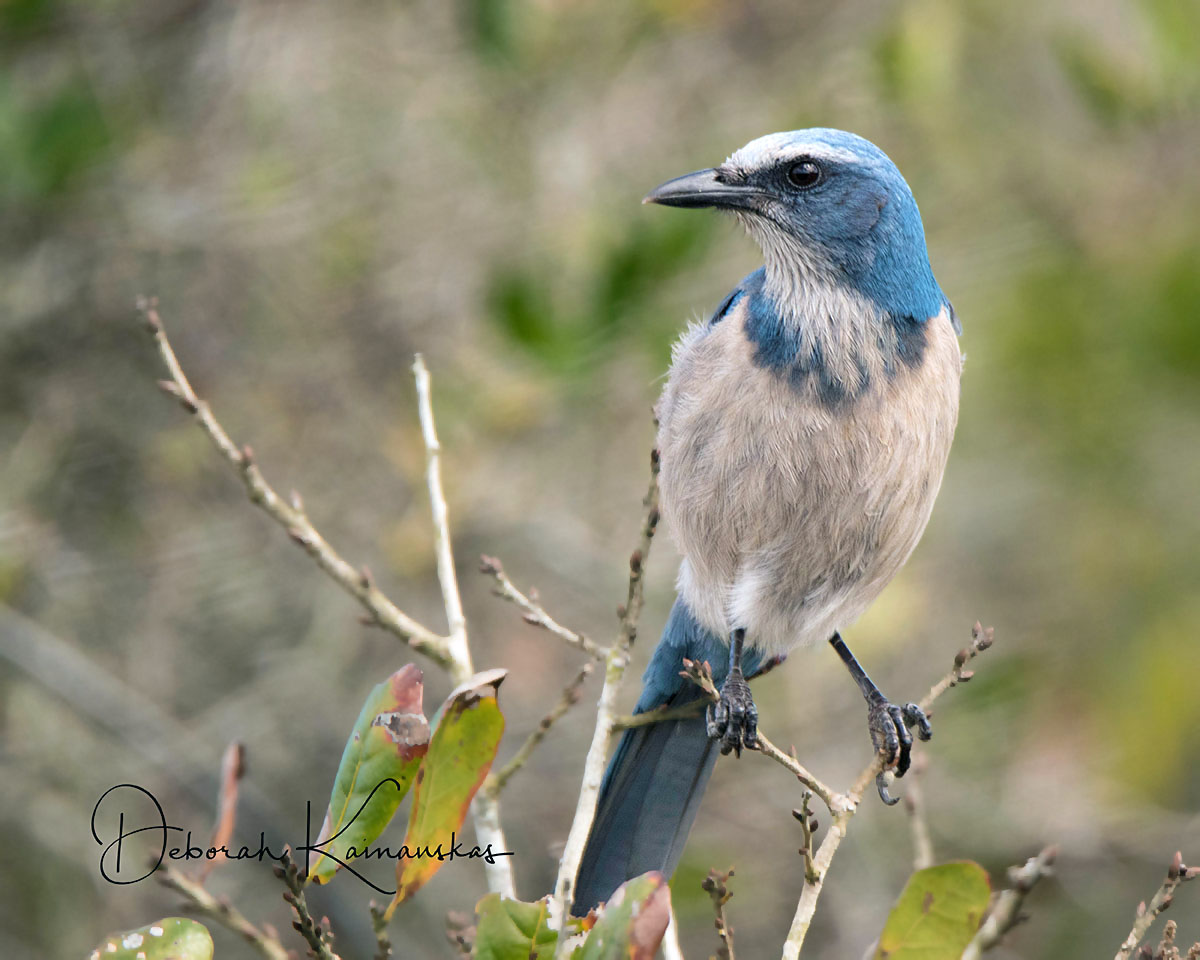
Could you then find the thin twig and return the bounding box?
[369,901,392,960]
[411,354,514,896]
[277,850,341,960]
[611,698,705,731]
[778,624,997,960]
[485,662,595,795]
[753,731,843,816]
[903,754,934,872]
[156,863,289,960]
[198,741,246,883]
[413,354,471,681]
[792,794,820,885]
[139,298,452,670]
[961,845,1057,959]
[920,621,994,710]
[141,302,514,896]
[551,449,661,955]
[702,869,736,960]
[480,555,607,661]
[1115,852,1200,960]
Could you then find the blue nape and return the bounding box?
[572,600,759,915]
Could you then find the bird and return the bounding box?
[571,128,962,915]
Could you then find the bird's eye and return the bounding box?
[786,160,822,189]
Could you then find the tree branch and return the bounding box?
[793,794,820,885]
[778,623,996,960]
[702,869,737,960]
[752,731,843,817]
[611,698,705,731]
[369,901,392,960]
[551,448,661,954]
[480,555,608,661]
[1114,851,1199,960]
[961,845,1057,959]
[140,300,513,896]
[410,354,514,895]
[155,863,289,960]
[413,354,472,681]
[485,662,595,795]
[277,850,341,960]
[902,754,934,872]
[139,298,451,670]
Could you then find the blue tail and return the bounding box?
[572,599,760,915]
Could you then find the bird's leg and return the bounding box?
[706,628,758,757]
[829,631,932,805]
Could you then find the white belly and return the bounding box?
[654,304,961,657]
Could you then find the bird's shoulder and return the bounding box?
[706,267,767,328]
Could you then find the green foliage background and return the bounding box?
[2,0,1198,957]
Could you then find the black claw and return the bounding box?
[743,699,758,750]
[903,702,933,741]
[708,670,757,757]
[876,769,899,805]
[829,632,932,805]
[866,694,930,793]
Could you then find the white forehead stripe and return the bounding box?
[728,139,860,169]
[726,132,872,171]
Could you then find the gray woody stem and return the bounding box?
[481,555,608,661]
[1113,851,1199,960]
[142,300,513,896]
[776,623,995,960]
[155,863,289,960]
[551,451,661,956]
[961,846,1057,959]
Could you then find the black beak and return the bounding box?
[642,168,763,211]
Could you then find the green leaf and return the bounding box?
[577,871,671,960]
[89,918,213,960]
[389,668,508,909]
[310,664,431,883]
[474,893,557,960]
[875,861,992,960]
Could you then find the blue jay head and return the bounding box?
[645,128,947,322]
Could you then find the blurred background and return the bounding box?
[2,0,1199,957]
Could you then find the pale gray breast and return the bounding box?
[655,303,961,656]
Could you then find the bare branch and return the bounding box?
[920,621,994,711]
[480,554,608,661]
[1115,851,1200,960]
[962,845,1057,959]
[276,850,341,960]
[369,901,392,960]
[139,298,453,671]
[611,698,705,731]
[702,869,737,960]
[198,741,246,884]
[155,862,288,960]
[486,662,595,795]
[143,303,515,896]
[903,754,934,872]
[779,624,997,960]
[753,732,842,816]
[551,448,661,953]
[413,354,472,680]
[410,355,513,895]
[792,795,820,885]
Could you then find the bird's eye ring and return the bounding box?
[786,160,822,189]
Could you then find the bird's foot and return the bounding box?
[706,667,758,757]
[866,695,932,805]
